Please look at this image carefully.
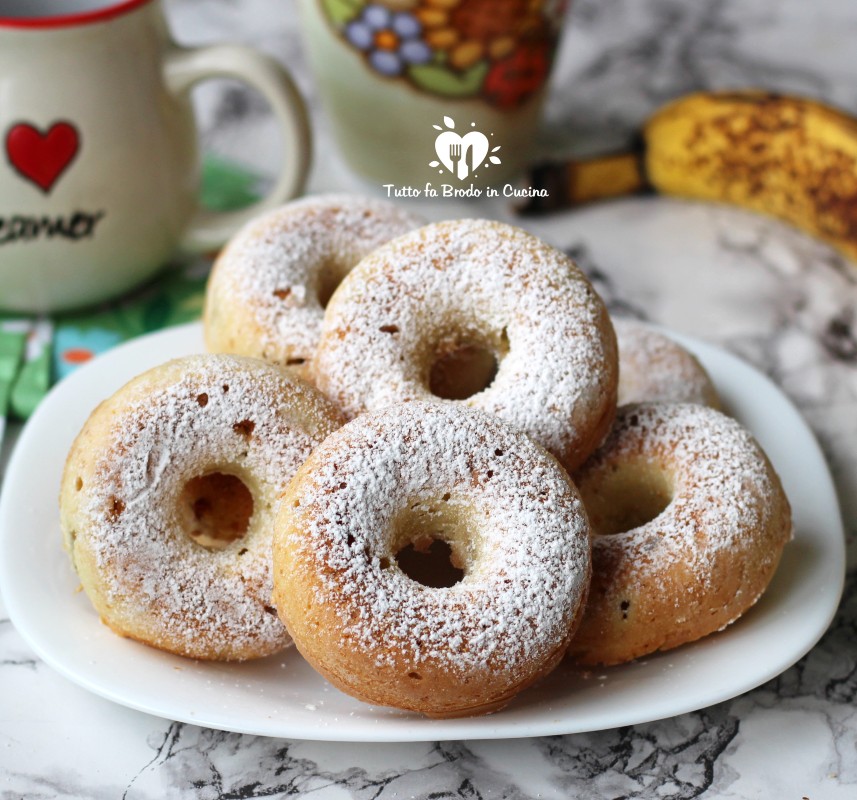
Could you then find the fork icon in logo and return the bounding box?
[449,143,464,180]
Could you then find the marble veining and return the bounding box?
[2,0,857,797]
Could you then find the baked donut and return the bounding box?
[614,318,720,407]
[204,194,422,376]
[568,402,792,666]
[59,354,344,661]
[310,219,618,471]
[272,401,591,718]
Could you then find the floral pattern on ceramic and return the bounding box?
[321,0,568,109]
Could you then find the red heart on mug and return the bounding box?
[5,121,81,194]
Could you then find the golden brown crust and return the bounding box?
[613,318,720,408]
[310,219,618,472]
[273,401,591,717]
[59,354,345,661]
[568,402,792,666]
[204,194,422,378]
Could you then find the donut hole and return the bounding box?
[316,260,351,308]
[579,460,673,536]
[392,503,473,588]
[179,472,254,550]
[429,343,499,400]
[396,538,463,588]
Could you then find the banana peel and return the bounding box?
[523,90,857,264]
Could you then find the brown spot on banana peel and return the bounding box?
[520,91,857,264]
[643,92,857,263]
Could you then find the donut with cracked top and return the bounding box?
[204,194,423,377]
[310,219,618,471]
[272,401,592,718]
[614,318,720,408]
[569,402,792,666]
[59,354,345,661]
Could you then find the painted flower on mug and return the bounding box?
[416,0,545,69]
[344,4,432,76]
[322,0,565,108]
[484,39,551,108]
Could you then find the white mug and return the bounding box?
[0,0,312,313]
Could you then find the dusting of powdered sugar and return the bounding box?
[311,219,617,470]
[577,402,792,589]
[613,318,720,408]
[72,355,341,658]
[282,401,591,682]
[205,194,423,363]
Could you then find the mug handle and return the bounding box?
[163,44,312,253]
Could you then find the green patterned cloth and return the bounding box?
[0,330,26,419]
[0,156,263,423]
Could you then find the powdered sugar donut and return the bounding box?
[310,219,618,471]
[568,403,792,666]
[272,401,591,718]
[614,318,720,407]
[204,194,422,375]
[59,354,345,661]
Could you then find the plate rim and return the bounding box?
[0,321,846,741]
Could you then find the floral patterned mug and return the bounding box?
[299,0,568,189]
[0,0,311,314]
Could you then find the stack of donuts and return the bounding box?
[59,195,792,719]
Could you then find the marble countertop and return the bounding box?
[3,0,857,797]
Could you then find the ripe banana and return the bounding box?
[525,90,857,263]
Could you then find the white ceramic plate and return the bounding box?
[0,323,845,741]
